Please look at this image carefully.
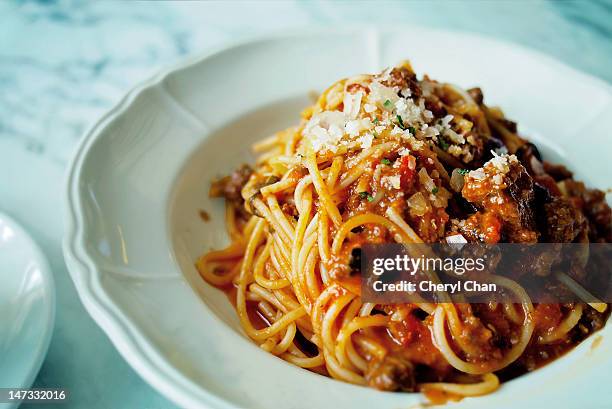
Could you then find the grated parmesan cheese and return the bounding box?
[368,81,400,110]
[343,91,363,119]
[364,103,377,113]
[302,111,346,153]
[447,145,463,157]
[357,133,374,149]
[382,175,401,190]
[391,125,405,136]
[398,147,411,156]
[345,118,372,137]
[395,99,408,113]
[468,168,486,181]
[445,128,465,144]
[487,151,518,174]
[441,114,454,126]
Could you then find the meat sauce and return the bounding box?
[357,302,610,396]
[204,64,611,402]
[461,161,537,243]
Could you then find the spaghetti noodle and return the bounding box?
[198,62,610,400]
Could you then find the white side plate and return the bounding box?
[0,213,55,409]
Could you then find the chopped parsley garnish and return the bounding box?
[458,169,469,175]
[359,191,375,202]
[383,99,393,110]
[439,138,449,151]
[432,187,439,194]
[381,158,392,166]
[372,131,379,139]
[373,117,380,125]
[408,126,416,135]
[396,115,406,130]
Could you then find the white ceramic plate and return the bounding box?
[0,213,55,409]
[63,27,612,409]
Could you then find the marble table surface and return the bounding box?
[1,1,611,408]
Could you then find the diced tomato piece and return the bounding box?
[481,212,502,243]
[399,155,416,189]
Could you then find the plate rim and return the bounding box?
[0,212,55,405]
[62,25,612,409]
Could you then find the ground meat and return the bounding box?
[582,187,612,242]
[516,142,544,176]
[581,306,607,332]
[543,197,586,243]
[461,161,538,243]
[348,247,361,276]
[346,82,369,94]
[446,193,478,219]
[505,162,537,234]
[453,304,501,362]
[532,175,580,243]
[543,160,573,181]
[467,87,484,105]
[281,201,298,219]
[423,95,447,118]
[579,240,612,290]
[492,116,518,135]
[563,180,612,242]
[501,243,561,278]
[209,164,253,202]
[381,66,422,98]
[365,355,416,392]
[534,175,562,197]
[471,136,505,168]
[420,78,447,118]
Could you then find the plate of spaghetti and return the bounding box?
[65,27,612,409]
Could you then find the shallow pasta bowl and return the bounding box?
[63,27,612,409]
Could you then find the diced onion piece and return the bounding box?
[407,191,430,217]
[431,187,450,208]
[450,168,466,192]
[418,168,436,192]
